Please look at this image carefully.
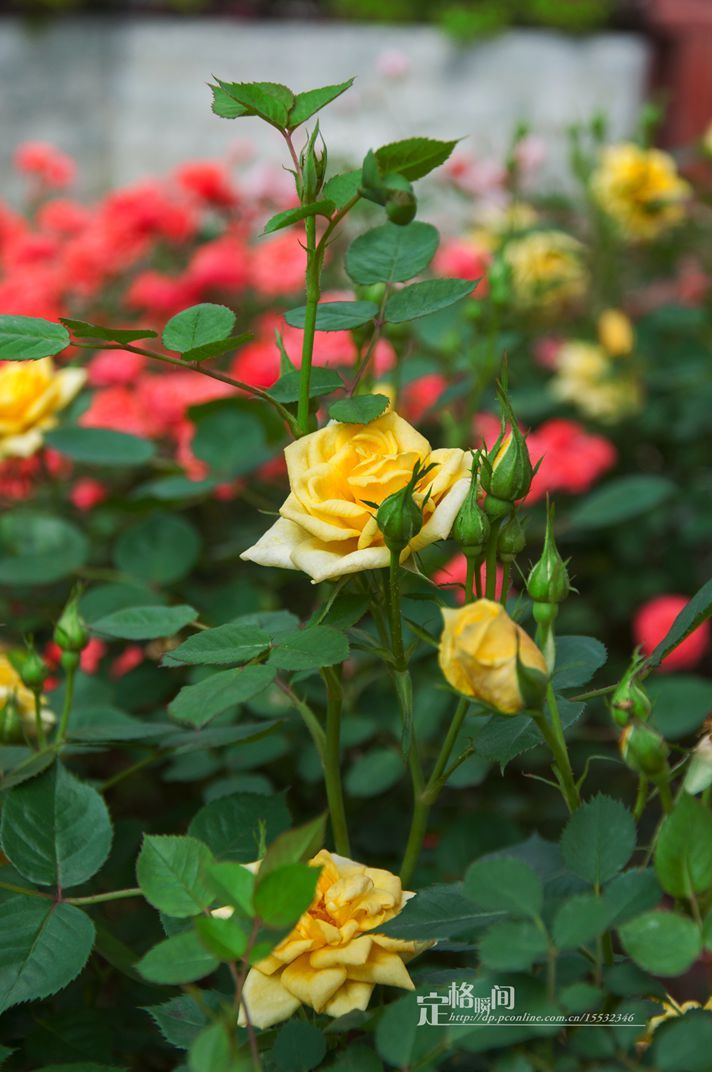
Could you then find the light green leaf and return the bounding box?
[207,861,255,916]
[464,856,543,919]
[0,315,70,360]
[137,930,219,985]
[163,303,236,354]
[346,221,439,285]
[0,764,112,888]
[211,80,295,127]
[329,394,390,425]
[268,626,349,670]
[137,835,215,918]
[169,665,275,726]
[45,427,155,468]
[267,367,343,403]
[384,278,474,323]
[567,475,676,531]
[619,911,701,977]
[284,301,377,332]
[263,201,335,235]
[91,604,197,641]
[114,513,201,584]
[374,137,459,181]
[194,914,249,961]
[254,862,319,928]
[162,622,271,667]
[181,333,253,363]
[560,794,636,886]
[654,793,712,897]
[287,78,354,128]
[0,897,95,1013]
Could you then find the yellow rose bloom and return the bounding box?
[470,202,540,252]
[638,995,712,1050]
[591,143,690,240]
[552,340,641,423]
[0,652,55,738]
[236,849,423,1029]
[0,358,86,460]
[241,412,470,583]
[502,230,587,310]
[438,599,547,714]
[598,308,634,357]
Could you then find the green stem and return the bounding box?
[33,693,47,750]
[65,887,143,906]
[56,662,77,745]
[428,697,470,791]
[276,681,326,765]
[100,748,170,792]
[633,775,648,821]
[297,214,321,437]
[532,696,580,813]
[399,797,429,889]
[0,880,52,900]
[500,561,511,605]
[484,520,501,600]
[474,557,483,599]
[465,556,476,604]
[388,551,406,669]
[321,667,351,856]
[656,776,674,815]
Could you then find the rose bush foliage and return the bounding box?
[0,81,710,1071]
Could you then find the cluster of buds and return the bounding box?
[480,388,535,520]
[451,451,490,564]
[610,653,670,780]
[53,588,90,672]
[297,123,328,204]
[527,500,571,631]
[375,459,436,557]
[360,150,417,226]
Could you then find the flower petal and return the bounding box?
[237,968,301,1029]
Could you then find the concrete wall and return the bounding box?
[0,18,650,199]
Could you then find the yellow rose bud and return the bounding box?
[0,651,55,740]
[0,358,86,460]
[233,849,424,1029]
[438,599,547,714]
[241,412,470,584]
[598,308,634,356]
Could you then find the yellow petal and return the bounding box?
[323,979,374,1018]
[348,946,414,990]
[237,968,301,1029]
[310,936,372,969]
[280,953,347,1013]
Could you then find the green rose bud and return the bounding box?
[375,460,434,557]
[619,722,668,777]
[54,590,89,654]
[610,654,651,727]
[480,389,534,503]
[452,454,490,558]
[8,646,48,693]
[298,123,326,203]
[384,176,417,226]
[0,695,23,744]
[497,511,526,563]
[527,501,570,605]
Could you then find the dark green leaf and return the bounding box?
[60,318,158,343]
[374,137,459,181]
[272,1020,326,1071]
[653,1009,712,1072]
[163,623,271,667]
[0,898,95,1013]
[194,913,249,960]
[163,303,236,354]
[284,301,378,332]
[553,636,607,690]
[384,278,474,323]
[45,427,155,468]
[649,675,712,739]
[268,626,349,670]
[91,605,197,641]
[479,918,547,970]
[552,893,610,948]
[188,791,290,862]
[346,221,439,285]
[329,394,390,425]
[0,764,112,888]
[169,665,275,726]
[560,794,636,885]
[190,406,271,478]
[258,815,326,879]
[603,869,662,927]
[114,513,201,584]
[566,475,676,531]
[0,511,88,586]
[345,749,402,798]
[379,882,500,941]
[464,856,543,919]
[287,79,354,127]
[264,201,335,235]
[0,315,69,360]
[136,930,219,985]
[144,992,222,1050]
[654,793,712,897]
[137,835,215,918]
[648,579,712,670]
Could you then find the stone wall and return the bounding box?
[0,18,650,199]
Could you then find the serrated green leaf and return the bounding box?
[345,221,439,285]
[603,869,662,927]
[91,604,197,641]
[384,278,474,323]
[169,665,275,726]
[287,78,354,128]
[207,861,255,915]
[188,792,290,862]
[194,914,249,960]
[137,835,215,918]
[263,201,335,235]
[60,318,158,343]
[0,897,95,1013]
[211,80,294,127]
[0,764,112,888]
[379,882,498,941]
[0,315,70,360]
[553,636,607,690]
[619,911,701,977]
[45,427,155,468]
[254,862,319,928]
[329,394,389,425]
[190,405,271,478]
[374,137,459,181]
[163,303,236,354]
[144,992,222,1050]
[479,919,548,971]
[552,893,610,949]
[267,366,343,403]
[654,793,712,897]
[284,301,377,332]
[137,930,219,985]
[464,856,543,919]
[322,170,361,208]
[181,333,253,363]
[560,794,636,886]
[114,513,201,584]
[162,623,271,667]
[648,578,712,670]
[268,626,349,670]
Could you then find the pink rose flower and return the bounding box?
[633,595,711,672]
